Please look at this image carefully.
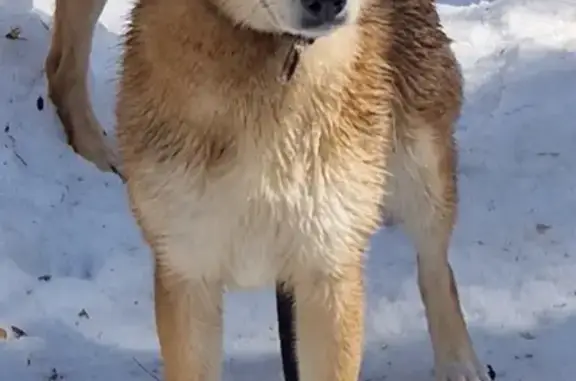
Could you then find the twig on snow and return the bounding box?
[132,357,160,381]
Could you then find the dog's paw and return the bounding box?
[435,361,495,381]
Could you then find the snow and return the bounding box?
[0,0,574,380]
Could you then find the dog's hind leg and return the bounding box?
[46,0,118,173]
[276,284,299,381]
[387,121,490,381]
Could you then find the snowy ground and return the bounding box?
[0,0,575,380]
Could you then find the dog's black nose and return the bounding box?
[300,0,347,26]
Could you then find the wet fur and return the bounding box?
[49,0,490,380]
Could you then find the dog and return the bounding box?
[45,0,298,377]
[47,0,490,380]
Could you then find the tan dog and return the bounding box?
[47,0,490,380]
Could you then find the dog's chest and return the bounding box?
[143,72,386,288]
[143,131,379,289]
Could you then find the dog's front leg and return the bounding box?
[292,262,364,381]
[154,261,223,381]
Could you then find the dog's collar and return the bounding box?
[279,35,315,84]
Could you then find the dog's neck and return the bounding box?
[131,0,360,105]
[279,35,315,83]
[195,0,340,84]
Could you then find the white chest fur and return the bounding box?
[133,136,376,289]
[129,26,382,288]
